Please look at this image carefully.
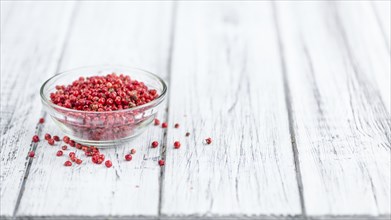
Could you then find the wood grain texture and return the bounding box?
[274,1,391,216]
[15,1,173,218]
[161,2,301,217]
[0,1,75,217]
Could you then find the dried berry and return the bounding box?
[63,136,70,144]
[39,118,45,124]
[44,133,51,140]
[125,154,132,161]
[28,151,35,158]
[62,145,67,150]
[174,141,181,149]
[53,135,60,142]
[64,161,72,166]
[105,160,112,168]
[154,119,160,126]
[69,152,76,158]
[48,138,55,145]
[130,148,136,154]
[151,141,159,148]
[205,137,212,145]
[76,159,82,164]
[32,135,40,143]
[185,132,190,137]
[69,140,75,147]
[162,122,168,128]
[158,159,165,166]
[56,150,63,156]
[174,123,179,128]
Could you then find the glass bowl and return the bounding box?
[40,65,167,147]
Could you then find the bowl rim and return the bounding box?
[40,65,167,114]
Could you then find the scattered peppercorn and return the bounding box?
[130,148,136,154]
[69,152,75,158]
[154,119,160,126]
[62,145,67,150]
[76,159,82,164]
[44,133,51,140]
[53,135,60,142]
[174,123,180,128]
[63,136,70,144]
[48,138,55,145]
[174,141,181,149]
[32,135,40,143]
[162,122,168,128]
[205,137,212,145]
[151,141,159,148]
[185,132,190,137]
[105,160,112,168]
[39,118,45,124]
[64,161,72,166]
[56,150,63,156]
[125,154,133,161]
[158,159,165,166]
[28,151,35,158]
[69,140,75,147]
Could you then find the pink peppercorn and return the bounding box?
[205,137,212,145]
[39,118,45,124]
[63,136,70,144]
[44,133,51,140]
[162,122,168,128]
[69,140,75,147]
[69,152,75,158]
[32,135,39,143]
[28,151,35,158]
[64,161,72,166]
[48,138,55,145]
[56,150,63,156]
[62,145,67,150]
[53,135,60,142]
[158,160,165,166]
[154,119,160,126]
[151,141,159,148]
[185,132,190,137]
[76,159,82,164]
[105,160,112,168]
[125,154,132,161]
[174,123,179,128]
[130,148,136,154]
[174,141,181,149]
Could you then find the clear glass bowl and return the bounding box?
[40,65,167,147]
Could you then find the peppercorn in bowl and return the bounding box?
[40,65,167,147]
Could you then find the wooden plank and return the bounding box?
[274,1,391,216]
[16,1,173,218]
[0,1,75,217]
[160,2,301,217]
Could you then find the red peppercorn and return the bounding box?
[158,159,165,166]
[47,138,55,145]
[154,119,160,126]
[69,152,75,158]
[174,123,180,128]
[185,132,190,137]
[56,150,63,156]
[125,154,132,161]
[151,141,159,148]
[64,161,72,166]
[130,148,136,154]
[69,140,75,147]
[53,135,60,142]
[71,157,77,162]
[174,141,181,149]
[32,135,39,143]
[162,122,168,128]
[76,159,82,164]
[39,118,45,124]
[28,151,35,158]
[44,133,51,140]
[62,145,67,150]
[63,136,70,143]
[205,137,212,145]
[76,143,82,149]
[105,160,112,168]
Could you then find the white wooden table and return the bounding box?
[1,1,390,219]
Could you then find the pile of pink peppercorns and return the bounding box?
[30,117,212,168]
